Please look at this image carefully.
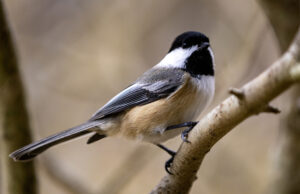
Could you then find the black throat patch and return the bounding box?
[184,49,214,77]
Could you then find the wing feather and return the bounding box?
[89,69,185,121]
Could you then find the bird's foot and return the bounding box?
[180,123,197,143]
[181,127,191,143]
[165,153,175,175]
[156,144,176,175]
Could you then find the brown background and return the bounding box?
[1,0,284,193]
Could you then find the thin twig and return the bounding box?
[229,88,245,99]
[262,104,281,114]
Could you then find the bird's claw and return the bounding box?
[165,155,175,175]
[181,126,193,143]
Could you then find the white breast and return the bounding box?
[185,75,215,120]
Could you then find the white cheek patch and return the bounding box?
[155,46,198,69]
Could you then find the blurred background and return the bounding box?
[0,0,298,194]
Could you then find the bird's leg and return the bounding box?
[166,121,198,143]
[156,144,176,156]
[165,121,197,131]
[156,144,176,175]
[156,122,198,174]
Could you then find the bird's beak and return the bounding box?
[199,42,210,50]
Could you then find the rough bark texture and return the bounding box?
[151,28,300,194]
[0,1,37,194]
[258,1,300,194]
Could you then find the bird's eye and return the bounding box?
[182,43,187,47]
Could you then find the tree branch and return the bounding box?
[258,1,300,194]
[0,1,37,194]
[151,27,300,194]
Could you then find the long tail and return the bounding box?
[9,121,101,161]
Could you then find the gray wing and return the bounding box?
[89,68,185,121]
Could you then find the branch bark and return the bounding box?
[0,1,37,194]
[269,85,300,194]
[258,1,300,193]
[151,27,300,194]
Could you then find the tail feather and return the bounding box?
[9,121,100,161]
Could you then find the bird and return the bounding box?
[10,31,215,174]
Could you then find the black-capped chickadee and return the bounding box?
[10,31,215,174]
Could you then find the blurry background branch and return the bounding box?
[151,27,300,193]
[96,145,154,194]
[259,0,299,52]
[41,156,92,194]
[257,0,300,194]
[0,1,37,194]
[41,146,154,194]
